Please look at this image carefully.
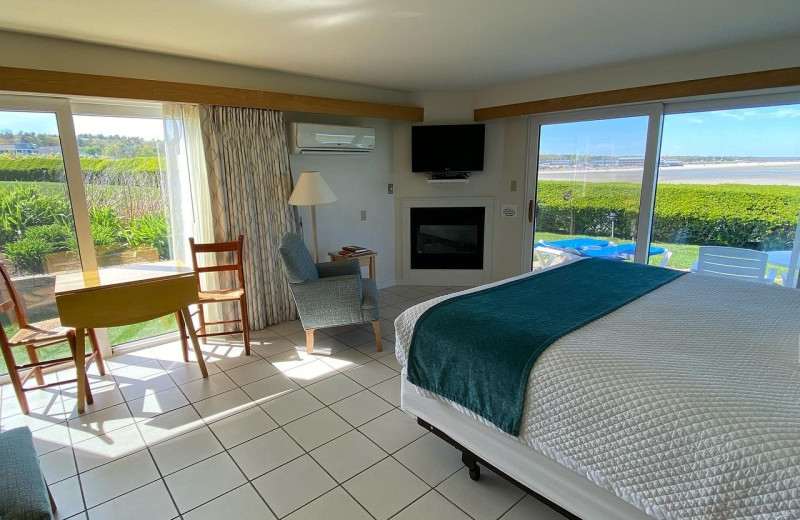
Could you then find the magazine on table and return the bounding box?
[339,246,373,256]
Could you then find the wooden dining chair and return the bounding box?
[0,263,104,415]
[177,235,250,360]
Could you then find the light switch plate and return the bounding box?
[361,210,367,221]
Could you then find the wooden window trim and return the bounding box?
[0,66,424,122]
[474,67,800,121]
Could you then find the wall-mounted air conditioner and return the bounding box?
[288,123,375,154]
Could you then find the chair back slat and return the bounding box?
[696,246,769,283]
[191,242,242,253]
[0,263,28,327]
[0,298,14,314]
[196,265,239,273]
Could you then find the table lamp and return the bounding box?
[288,170,337,262]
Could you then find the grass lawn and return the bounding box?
[535,232,790,278]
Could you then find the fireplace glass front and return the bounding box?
[410,207,484,270]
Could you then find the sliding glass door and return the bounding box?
[71,113,178,345]
[0,98,90,374]
[0,95,195,374]
[525,105,662,270]
[525,93,800,287]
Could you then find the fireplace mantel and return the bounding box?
[402,197,494,286]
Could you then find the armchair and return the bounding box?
[279,233,381,354]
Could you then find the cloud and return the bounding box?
[769,107,800,119]
[712,110,746,121]
[686,117,703,124]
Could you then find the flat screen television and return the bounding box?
[412,124,485,173]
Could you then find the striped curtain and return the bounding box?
[200,106,298,328]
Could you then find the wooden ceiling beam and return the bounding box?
[474,67,800,121]
[0,66,424,122]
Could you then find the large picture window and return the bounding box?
[0,96,193,374]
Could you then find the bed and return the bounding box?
[394,260,800,520]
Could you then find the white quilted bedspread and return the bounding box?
[394,265,800,519]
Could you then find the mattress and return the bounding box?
[394,263,800,519]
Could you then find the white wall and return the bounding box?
[0,31,404,291]
[5,30,799,289]
[392,116,528,284]
[0,30,410,105]
[392,36,800,285]
[287,114,396,288]
[474,36,800,108]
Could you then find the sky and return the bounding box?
[0,112,164,140]
[540,103,800,158]
[2,104,799,157]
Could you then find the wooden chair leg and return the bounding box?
[176,311,189,362]
[197,304,207,345]
[240,295,250,356]
[87,328,106,376]
[25,345,45,386]
[305,329,315,354]
[1,344,28,415]
[372,320,383,352]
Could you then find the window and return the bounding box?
[526,92,800,286]
[72,114,178,345]
[0,96,195,374]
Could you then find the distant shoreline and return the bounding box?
[539,160,800,185]
[540,160,800,174]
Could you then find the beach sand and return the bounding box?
[539,161,800,185]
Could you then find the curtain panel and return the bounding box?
[200,106,298,328]
[163,103,224,328]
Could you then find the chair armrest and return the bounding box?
[316,259,361,278]
[289,275,364,328]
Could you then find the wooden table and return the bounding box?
[54,262,208,413]
[328,251,377,280]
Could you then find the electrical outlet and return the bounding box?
[388,183,394,194]
[361,210,367,221]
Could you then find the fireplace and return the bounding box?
[410,207,485,269]
[402,197,494,286]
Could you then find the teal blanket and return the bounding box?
[407,258,685,435]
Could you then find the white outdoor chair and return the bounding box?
[533,241,581,269]
[691,246,776,284]
[658,249,672,268]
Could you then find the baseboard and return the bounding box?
[377,278,397,290]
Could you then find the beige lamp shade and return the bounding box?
[288,171,337,206]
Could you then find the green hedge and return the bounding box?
[0,156,164,186]
[537,181,800,249]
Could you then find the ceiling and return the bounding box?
[1,0,799,92]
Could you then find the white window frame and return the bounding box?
[523,103,663,270]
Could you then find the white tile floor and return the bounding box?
[0,286,567,520]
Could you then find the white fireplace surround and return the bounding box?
[402,197,494,286]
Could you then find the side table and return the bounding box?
[328,251,377,280]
